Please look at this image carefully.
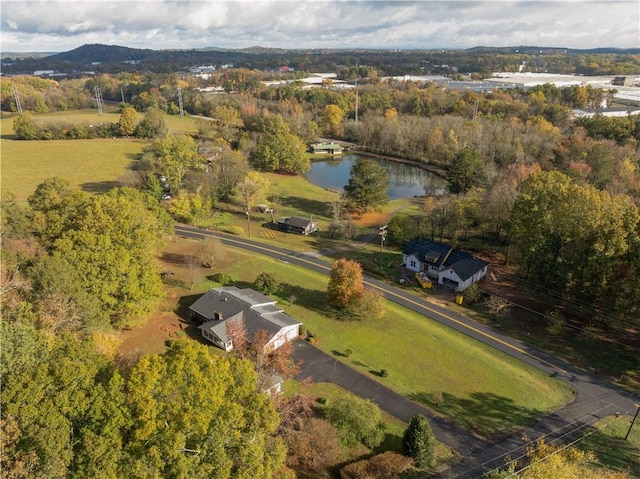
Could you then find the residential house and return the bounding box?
[277,216,318,235]
[310,142,343,155]
[190,286,301,352]
[402,239,488,291]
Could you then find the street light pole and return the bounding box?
[625,403,640,441]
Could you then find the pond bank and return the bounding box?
[316,138,447,179]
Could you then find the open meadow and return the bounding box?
[0,108,197,201]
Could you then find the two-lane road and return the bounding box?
[175,224,638,477]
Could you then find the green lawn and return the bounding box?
[201,246,574,438]
[1,109,197,201]
[1,135,146,200]
[284,381,454,464]
[579,414,640,477]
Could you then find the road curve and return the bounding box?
[175,224,639,477]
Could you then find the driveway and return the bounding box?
[291,338,485,455]
[176,225,639,477]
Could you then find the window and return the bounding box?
[410,259,417,268]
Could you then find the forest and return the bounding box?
[2,59,639,477]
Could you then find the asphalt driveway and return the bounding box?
[291,338,484,454]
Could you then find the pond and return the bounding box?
[305,154,446,199]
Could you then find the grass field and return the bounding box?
[1,108,197,201]
[579,414,640,477]
[284,380,455,465]
[168,241,573,438]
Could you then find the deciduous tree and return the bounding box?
[199,237,224,269]
[325,393,385,449]
[327,258,364,309]
[237,171,269,238]
[118,106,138,136]
[124,339,285,479]
[447,147,485,194]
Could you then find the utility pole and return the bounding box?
[378,224,387,252]
[625,403,640,441]
[120,87,126,104]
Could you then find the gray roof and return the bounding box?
[191,286,300,345]
[403,239,488,282]
[278,216,316,229]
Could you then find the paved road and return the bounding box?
[175,225,639,477]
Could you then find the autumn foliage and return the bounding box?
[327,258,364,309]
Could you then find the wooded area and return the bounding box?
[2,51,639,477]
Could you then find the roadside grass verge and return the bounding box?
[579,414,640,477]
[185,243,573,438]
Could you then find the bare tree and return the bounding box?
[183,254,201,290]
[487,295,511,318]
[198,237,224,269]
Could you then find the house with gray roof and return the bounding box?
[189,286,300,352]
[277,216,318,235]
[402,239,488,292]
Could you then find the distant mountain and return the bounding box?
[52,43,156,63]
[466,45,640,55]
[2,43,638,76]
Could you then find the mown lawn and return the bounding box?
[1,109,197,201]
[191,244,574,438]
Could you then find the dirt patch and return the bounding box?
[117,237,205,359]
[355,211,388,228]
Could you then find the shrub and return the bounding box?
[211,272,234,285]
[344,348,353,357]
[317,397,329,405]
[380,369,389,377]
[464,283,482,304]
[546,309,567,336]
[254,271,281,295]
[326,394,385,449]
[222,225,245,236]
[298,325,306,336]
[340,452,413,479]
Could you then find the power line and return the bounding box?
[502,411,637,478]
[451,393,640,478]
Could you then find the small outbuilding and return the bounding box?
[310,142,343,155]
[277,216,318,235]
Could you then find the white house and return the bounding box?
[190,286,300,352]
[403,239,488,292]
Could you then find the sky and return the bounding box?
[1,0,639,53]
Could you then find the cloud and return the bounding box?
[1,0,638,52]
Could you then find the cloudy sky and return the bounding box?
[1,0,638,53]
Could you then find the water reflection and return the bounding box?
[305,155,446,199]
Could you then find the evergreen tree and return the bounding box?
[402,414,436,469]
[344,158,388,213]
